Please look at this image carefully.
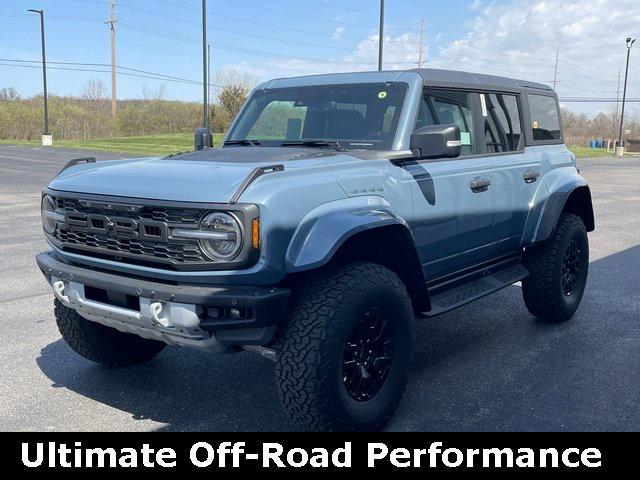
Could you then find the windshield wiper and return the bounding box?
[280,140,344,151]
[223,139,262,147]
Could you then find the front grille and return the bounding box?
[54,197,202,224]
[49,196,210,269]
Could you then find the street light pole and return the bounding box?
[28,9,50,143]
[378,0,385,71]
[617,37,635,155]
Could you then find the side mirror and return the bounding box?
[410,124,462,159]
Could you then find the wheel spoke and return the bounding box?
[341,306,394,402]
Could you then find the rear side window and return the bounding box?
[481,93,523,153]
[529,94,561,141]
[416,89,476,155]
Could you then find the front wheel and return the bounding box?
[275,262,414,432]
[522,213,589,322]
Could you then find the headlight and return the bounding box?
[198,212,243,261]
[41,195,58,235]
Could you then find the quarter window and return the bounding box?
[529,94,561,141]
[482,93,523,153]
[416,89,476,155]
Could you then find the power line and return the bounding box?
[118,21,383,65]
[4,62,635,104]
[0,58,223,87]
[224,0,378,30]
[116,2,356,51]
[152,0,366,42]
[560,97,640,103]
[558,59,619,79]
[0,10,102,22]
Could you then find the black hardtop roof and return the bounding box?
[264,69,555,94]
[411,68,554,93]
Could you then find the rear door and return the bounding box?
[480,91,541,256]
[408,88,495,280]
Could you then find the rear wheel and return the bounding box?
[275,262,414,431]
[55,300,166,367]
[522,213,589,322]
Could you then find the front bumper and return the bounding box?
[36,251,291,352]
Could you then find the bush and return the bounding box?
[0,90,230,141]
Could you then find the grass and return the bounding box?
[568,146,614,159]
[0,132,224,157]
[0,135,621,159]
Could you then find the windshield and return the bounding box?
[226,82,408,151]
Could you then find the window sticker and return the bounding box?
[460,131,472,146]
[532,121,539,129]
[480,94,488,117]
[378,91,388,99]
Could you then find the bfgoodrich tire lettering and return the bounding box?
[275,262,414,432]
[54,300,166,367]
[522,213,589,322]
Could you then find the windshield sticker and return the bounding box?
[460,132,472,146]
[378,91,388,99]
[480,94,488,117]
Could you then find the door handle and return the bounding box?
[523,170,540,183]
[470,178,491,193]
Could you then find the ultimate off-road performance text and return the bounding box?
[21,441,602,470]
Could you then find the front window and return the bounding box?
[416,89,476,156]
[226,82,408,151]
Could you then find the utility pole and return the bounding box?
[28,9,51,145]
[617,37,636,155]
[108,0,117,117]
[417,19,425,68]
[551,51,559,91]
[378,0,385,71]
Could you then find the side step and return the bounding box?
[423,263,529,317]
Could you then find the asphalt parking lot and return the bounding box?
[0,144,638,432]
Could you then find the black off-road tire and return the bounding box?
[275,262,414,432]
[54,299,166,367]
[522,213,589,322]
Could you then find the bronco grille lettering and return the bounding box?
[65,212,168,241]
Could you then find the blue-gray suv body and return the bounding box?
[37,68,595,431]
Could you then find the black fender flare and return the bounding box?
[532,185,595,243]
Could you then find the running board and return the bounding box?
[422,264,529,317]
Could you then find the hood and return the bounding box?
[48,147,363,203]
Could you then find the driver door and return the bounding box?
[408,88,495,280]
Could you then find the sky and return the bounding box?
[1,0,639,116]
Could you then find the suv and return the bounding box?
[36,69,594,431]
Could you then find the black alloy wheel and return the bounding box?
[342,307,393,402]
[561,239,582,296]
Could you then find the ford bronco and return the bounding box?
[36,69,594,431]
